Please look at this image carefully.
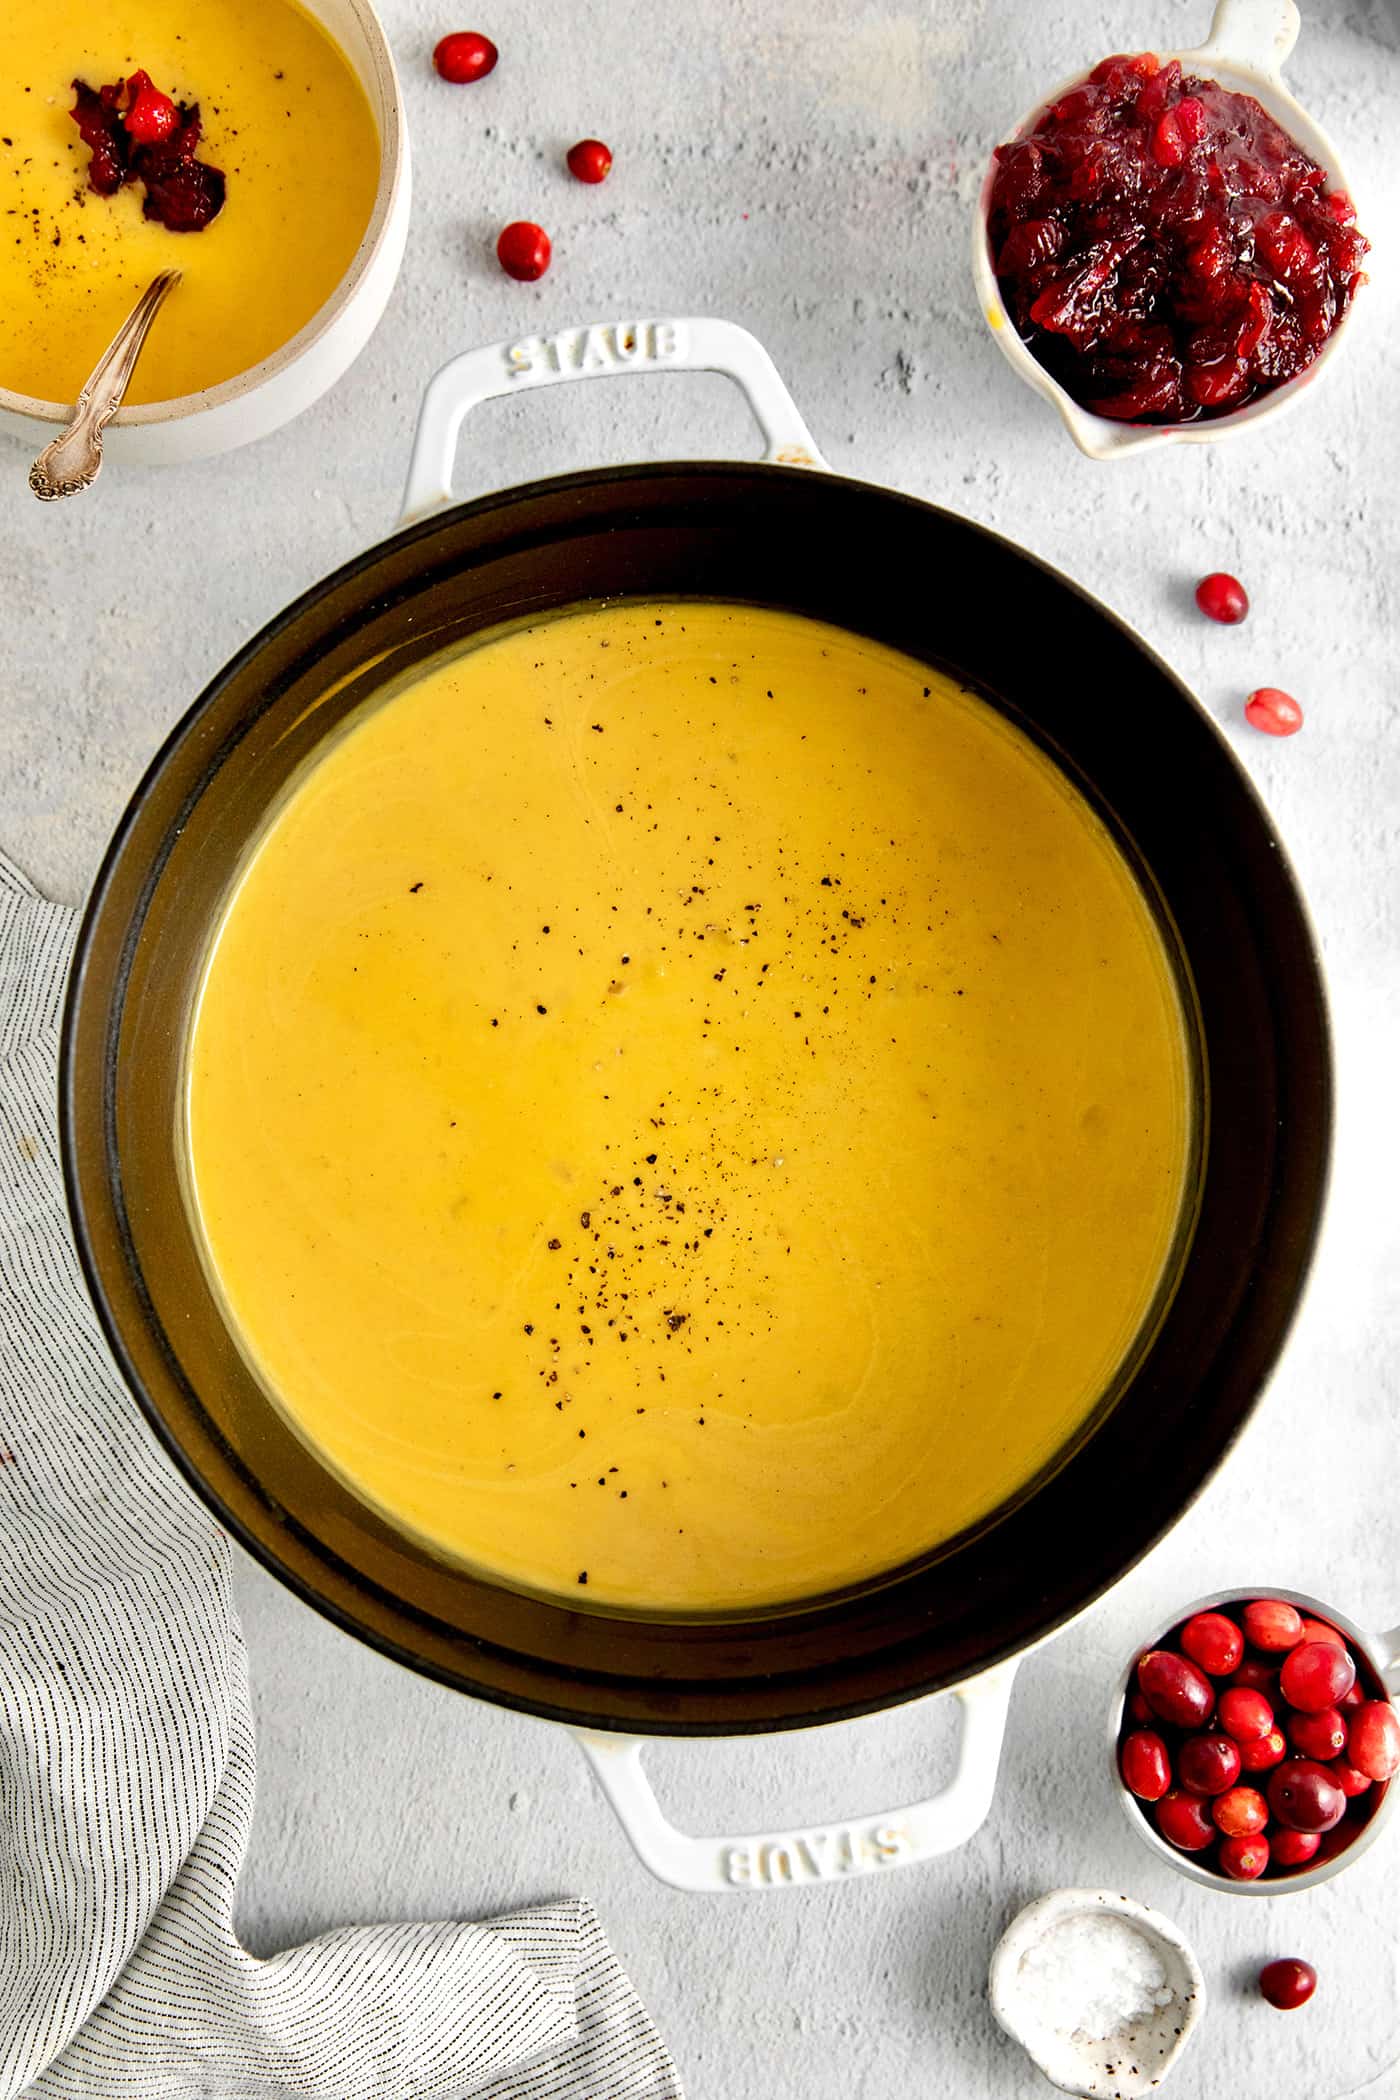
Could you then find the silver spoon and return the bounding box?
[29,269,181,501]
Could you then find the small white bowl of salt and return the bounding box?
[989,1889,1205,2097]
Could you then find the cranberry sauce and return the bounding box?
[988,53,1369,424]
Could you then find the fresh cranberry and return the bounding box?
[566,138,613,184]
[1340,1681,1366,1710]
[496,220,551,281]
[1156,1788,1216,1851]
[1213,1784,1268,1837]
[123,70,179,146]
[1328,1759,1372,1800]
[1120,1729,1173,1801]
[434,31,498,83]
[1271,1828,1322,1868]
[1194,571,1249,625]
[1269,1759,1346,1832]
[1259,1958,1317,2010]
[1178,1733,1242,1796]
[1239,1726,1288,1774]
[1126,1687,1155,1726]
[1347,1700,1400,1782]
[1218,1686,1274,1743]
[1137,1649,1214,1729]
[1297,1617,1346,1648]
[1281,1641,1356,1713]
[1180,1610,1244,1675]
[987,60,1370,424]
[1219,1831,1270,1879]
[1230,1658,1279,1696]
[1245,687,1304,737]
[1288,1707,1348,1761]
[1241,1599,1303,1651]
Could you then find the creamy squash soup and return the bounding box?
[0,0,377,405]
[186,603,1193,1612]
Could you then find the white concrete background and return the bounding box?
[3,0,1398,2093]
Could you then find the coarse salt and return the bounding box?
[1015,1913,1176,2042]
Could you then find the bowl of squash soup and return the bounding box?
[0,0,407,462]
[61,325,1329,1867]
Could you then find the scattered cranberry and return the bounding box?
[1271,1828,1322,1867]
[1298,1617,1347,1647]
[1219,1831,1270,1879]
[1137,1648,1215,1729]
[1219,1686,1274,1744]
[123,70,179,146]
[1181,1610,1244,1675]
[1239,1726,1288,1774]
[1281,1641,1356,1713]
[566,137,613,184]
[1214,1784,1268,1837]
[1347,1701,1400,1782]
[1329,1759,1372,1800]
[1241,1599,1302,1651]
[1121,1730,1173,1802]
[434,31,498,83]
[496,220,552,281]
[1194,572,1249,625]
[1269,1760,1346,1833]
[1259,1958,1317,2011]
[988,58,1370,425]
[1288,1707,1348,1761]
[1245,687,1304,737]
[1178,1733,1242,1796]
[1156,1788,1216,1851]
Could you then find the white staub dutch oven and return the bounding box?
[0,0,409,465]
[62,319,1331,1889]
[972,0,1369,459]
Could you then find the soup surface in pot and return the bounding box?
[186,601,1193,1611]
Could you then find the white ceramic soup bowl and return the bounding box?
[971,0,1369,459]
[0,0,409,465]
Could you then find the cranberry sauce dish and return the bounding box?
[987,53,1370,424]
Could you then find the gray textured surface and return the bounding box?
[3,0,1399,2094]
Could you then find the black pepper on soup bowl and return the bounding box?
[60,318,1331,1892]
[1112,1588,1400,1894]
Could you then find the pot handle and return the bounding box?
[1194,0,1300,79]
[570,1660,1018,1892]
[401,316,826,521]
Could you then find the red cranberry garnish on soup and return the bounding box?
[987,54,1369,424]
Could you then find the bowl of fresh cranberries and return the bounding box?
[1112,1589,1400,1893]
[974,0,1371,457]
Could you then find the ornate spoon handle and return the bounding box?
[29,269,181,501]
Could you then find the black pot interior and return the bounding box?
[61,464,1331,1733]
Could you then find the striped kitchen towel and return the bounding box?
[0,851,682,2100]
